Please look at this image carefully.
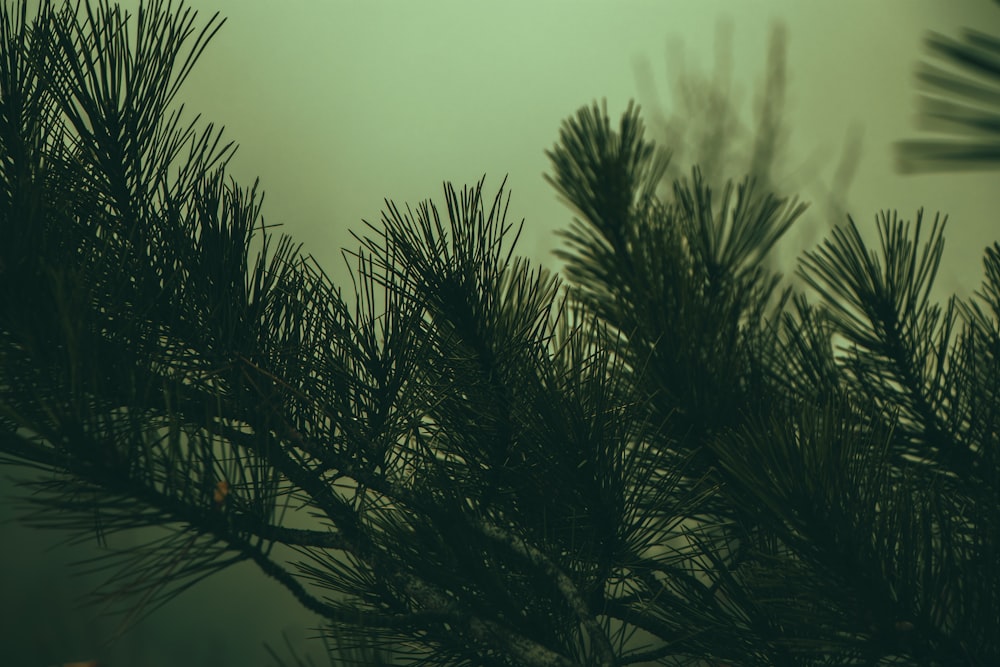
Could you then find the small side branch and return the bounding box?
[475,519,617,667]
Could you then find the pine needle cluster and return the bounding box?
[1,2,997,666]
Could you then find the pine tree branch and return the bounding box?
[475,519,616,667]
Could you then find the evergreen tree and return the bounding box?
[895,0,1000,172]
[1,2,997,666]
[633,18,863,256]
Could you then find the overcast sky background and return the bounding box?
[176,0,1000,300]
[3,2,999,666]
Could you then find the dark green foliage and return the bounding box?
[633,20,863,264]
[1,2,998,666]
[895,1,1000,172]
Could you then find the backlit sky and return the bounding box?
[175,0,999,299]
[3,2,999,666]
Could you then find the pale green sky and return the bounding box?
[171,0,999,301]
[4,2,999,666]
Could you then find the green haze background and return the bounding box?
[1,1,997,665]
